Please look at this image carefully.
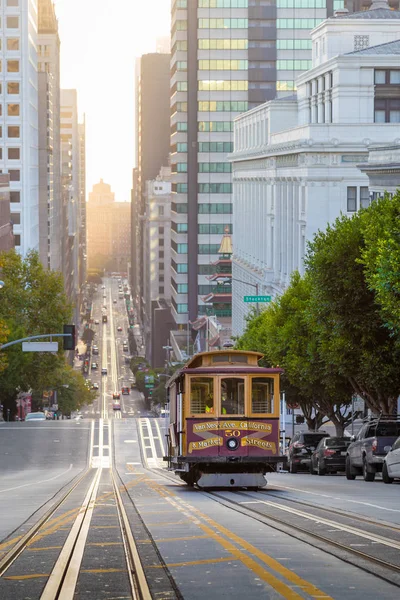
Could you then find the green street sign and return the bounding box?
[244,295,272,303]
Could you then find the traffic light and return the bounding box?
[63,324,75,350]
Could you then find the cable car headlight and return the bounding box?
[227,438,239,451]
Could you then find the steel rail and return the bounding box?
[0,467,92,578]
[40,467,102,600]
[207,489,400,585]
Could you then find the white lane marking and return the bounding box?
[124,440,137,444]
[126,462,141,465]
[88,420,95,467]
[271,483,400,514]
[0,464,73,494]
[256,499,400,550]
[155,419,165,455]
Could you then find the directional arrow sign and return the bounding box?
[244,295,271,303]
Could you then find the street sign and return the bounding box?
[244,295,271,303]
[22,342,59,352]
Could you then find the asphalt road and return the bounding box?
[0,421,90,543]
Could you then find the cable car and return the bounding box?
[165,350,286,488]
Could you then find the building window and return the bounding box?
[10,190,20,203]
[198,101,248,112]
[198,264,217,275]
[198,80,248,92]
[176,223,188,233]
[277,18,322,29]
[176,61,187,71]
[198,223,232,235]
[159,275,164,282]
[8,126,20,138]
[198,183,232,194]
[159,239,164,246]
[276,81,296,92]
[276,60,312,71]
[198,59,248,71]
[177,283,188,294]
[171,202,188,213]
[7,103,19,116]
[159,226,164,234]
[7,38,19,51]
[172,261,188,274]
[198,244,221,254]
[374,99,400,123]
[9,169,20,181]
[7,82,19,94]
[277,39,311,50]
[347,187,357,212]
[172,183,188,193]
[198,142,233,153]
[172,242,188,254]
[199,39,248,50]
[158,206,164,216]
[7,60,19,73]
[360,187,370,209]
[176,303,188,314]
[10,212,20,224]
[6,16,19,29]
[198,203,232,214]
[177,143,187,152]
[7,0,20,5]
[198,163,232,173]
[8,147,20,160]
[177,81,187,92]
[198,121,234,132]
[159,250,164,258]
[198,18,248,29]
[198,0,248,6]
[159,262,164,271]
[159,287,164,295]
[14,234,20,246]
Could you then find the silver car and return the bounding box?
[382,436,400,483]
[25,412,46,422]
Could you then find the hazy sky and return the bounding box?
[55,0,171,201]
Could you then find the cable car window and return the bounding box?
[221,378,245,415]
[212,354,229,363]
[252,377,274,413]
[190,377,214,414]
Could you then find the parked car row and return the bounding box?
[287,417,400,483]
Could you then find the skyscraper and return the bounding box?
[169,0,393,334]
[38,0,61,272]
[0,0,39,255]
[78,117,87,288]
[133,52,171,323]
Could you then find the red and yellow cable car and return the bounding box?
[165,350,286,488]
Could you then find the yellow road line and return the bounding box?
[147,556,235,569]
[4,573,49,580]
[148,481,334,600]
[145,521,190,527]
[81,568,127,574]
[27,546,63,552]
[139,535,210,544]
[86,542,123,547]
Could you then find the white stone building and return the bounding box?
[230,0,400,335]
[0,0,39,255]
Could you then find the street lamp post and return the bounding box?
[215,276,260,315]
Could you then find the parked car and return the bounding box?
[122,343,128,351]
[25,412,46,422]
[309,436,351,475]
[346,416,400,481]
[287,431,330,473]
[92,382,99,390]
[101,367,107,375]
[121,386,130,395]
[92,346,99,355]
[94,319,99,325]
[91,362,98,370]
[382,435,400,483]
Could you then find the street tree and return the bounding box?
[0,250,73,418]
[360,191,400,334]
[306,212,400,415]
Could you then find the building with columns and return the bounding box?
[230,0,400,335]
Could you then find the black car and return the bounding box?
[287,431,330,473]
[310,437,351,475]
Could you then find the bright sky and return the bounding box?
[55,0,171,202]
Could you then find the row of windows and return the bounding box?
[172,260,188,274]
[176,61,187,71]
[374,99,400,123]
[198,18,248,29]
[173,162,232,173]
[374,69,400,85]
[199,121,234,132]
[276,80,296,91]
[173,122,234,134]
[0,147,19,159]
[172,299,188,314]
[199,162,232,173]
[0,38,19,51]
[277,0,326,6]
[174,40,187,52]
[172,223,232,235]
[199,183,232,193]
[176,142,187,152]
[175,19,187,30]
[199,244,221,254]
[198,101,248,112]
[198,59,248,71]
[198,39,248,50]
[277,39,312,50]
[0,125,20,138]
[0,59,20,73]
[198,0,248,6]
[177,81,187,91]
[198,141,233,152]
[277,18,323,29]
[347,186,370,212]
[199,80,248,91]
[172,183,233,193]
[172,241,188,254]
[277,60,312,71]
[171,202,233,214]
[0,103,19,116]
